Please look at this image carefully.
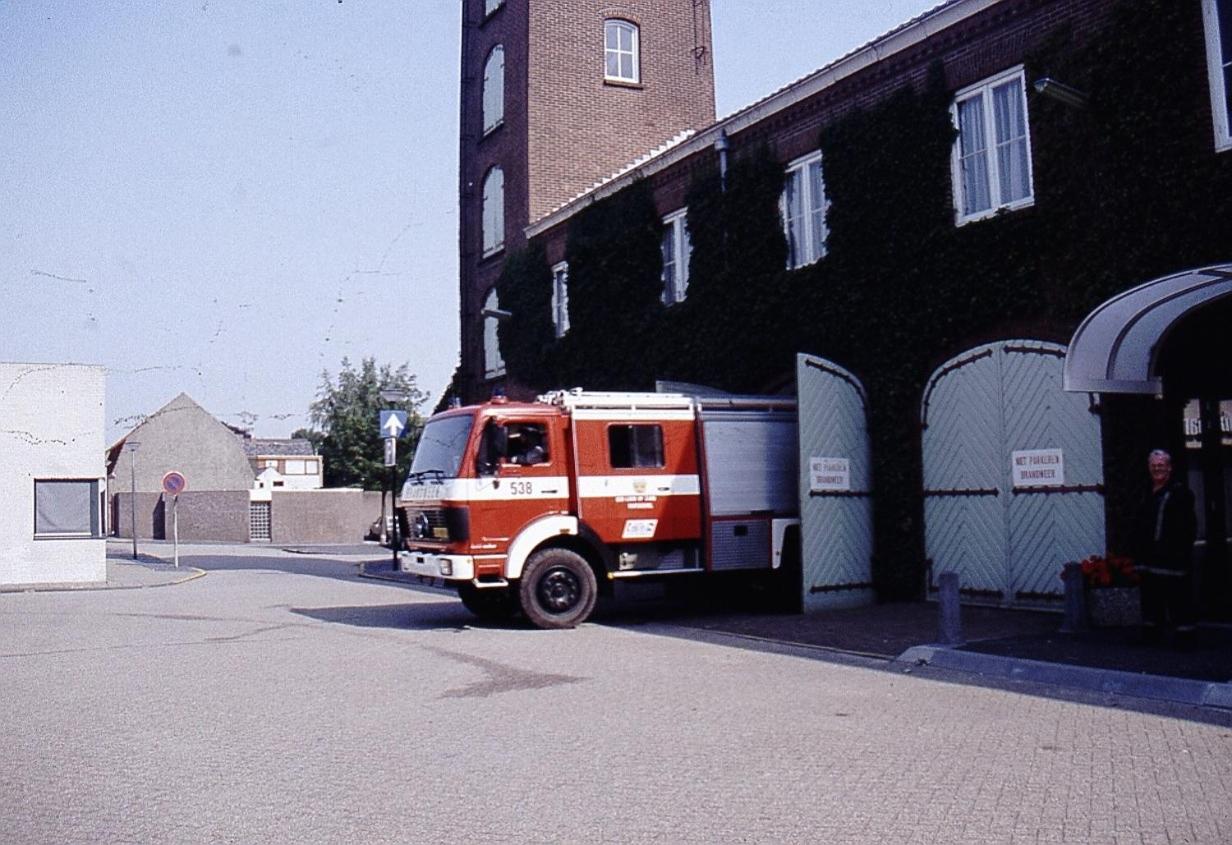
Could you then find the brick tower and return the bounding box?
[457,0,716,401]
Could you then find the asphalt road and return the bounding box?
[3,547,1231,844]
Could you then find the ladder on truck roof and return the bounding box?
[538,389,697,412]
[538,388,796,414]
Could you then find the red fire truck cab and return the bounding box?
[397,390,799,628]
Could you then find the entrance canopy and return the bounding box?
[1064,264,1232,395]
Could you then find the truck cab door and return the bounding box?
[473,419,570,551]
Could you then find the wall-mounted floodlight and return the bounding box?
[714,129,730,191]
[1033,77,1089,109]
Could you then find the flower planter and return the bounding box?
[1086,587,1141,627]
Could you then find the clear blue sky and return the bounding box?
[1,1,941,442]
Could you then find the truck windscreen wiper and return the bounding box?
[406,469,447,484]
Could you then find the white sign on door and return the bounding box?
[1011,448,1065,488]
[809,457,851,493]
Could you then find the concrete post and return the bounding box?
[937,571,964,645]
[1060,561,1087,633]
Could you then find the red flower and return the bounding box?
[1072,553,1138,589]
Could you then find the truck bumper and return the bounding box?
[400,551,475,581]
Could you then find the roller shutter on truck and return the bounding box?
[699,407,797,570]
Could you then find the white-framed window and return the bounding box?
[551,261,570,338]
[483,289,506,378]
[660,209,691,304]
[285,459,306,475]
[484,0,503,17]
[950,66,1034,224]
[604,19,639,83]
[1203,0,1232,151]
[482,45,505,135]
[34,479,102,539]
[780,151,829,269]
[304,459,319,475]
[482,166,504,256]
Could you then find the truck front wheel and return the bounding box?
[457,583,518,621]
[519,548,597,629]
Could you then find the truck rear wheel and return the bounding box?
[519,548,597,629]
[457,583,518,621]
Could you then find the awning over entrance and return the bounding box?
[1063,264,1232,395]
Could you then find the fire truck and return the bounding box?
[396,389,799,628]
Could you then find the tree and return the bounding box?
[290,427,324,452]
[307,357,426,490]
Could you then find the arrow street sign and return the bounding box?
[379,409,408,439]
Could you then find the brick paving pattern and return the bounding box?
[2,547,1229,843]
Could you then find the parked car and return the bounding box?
[365,515,393,542]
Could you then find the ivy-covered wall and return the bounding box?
[494,0,1232,599]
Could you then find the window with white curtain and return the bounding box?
[34,479,101,538]
[482,167,505,256]
[950,67,1034,224]
[780,152,829,269]
[1203,0,1232,151]
[660,209,691,305]
[604,20,639,83]
[482,45,504,135]
[483,289,506,378]
[551,262,570,338]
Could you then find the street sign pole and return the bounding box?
[385,436,399,570]
[378,406,409,574]
[161,471,187,568]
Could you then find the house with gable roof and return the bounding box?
[107,393,378,544]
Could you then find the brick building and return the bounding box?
[457,0,716,395]
[456,0,1232,609]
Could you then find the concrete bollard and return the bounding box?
[1059,561,1087,633]
[937,571,964,645]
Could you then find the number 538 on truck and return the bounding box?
[397,389,800,628]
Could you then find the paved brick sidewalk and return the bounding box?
[362,556,1232,707]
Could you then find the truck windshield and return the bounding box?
[408,413,475,480]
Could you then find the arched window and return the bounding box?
[482,166,504,256]
[482,45,504,134]
[604,19,639,83]
[483,289,506,379]
[484,0,503,17]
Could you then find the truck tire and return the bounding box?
[457,583,518,621]
[518,548,597,629]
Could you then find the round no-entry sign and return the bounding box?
[162,471,188,496]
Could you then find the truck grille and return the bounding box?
[406,507,448,541]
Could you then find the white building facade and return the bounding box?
[1,362,107,587]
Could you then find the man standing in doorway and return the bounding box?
[1134,449,1198,647]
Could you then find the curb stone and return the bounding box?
[897,644,1232,711]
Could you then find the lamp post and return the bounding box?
[379,388,410,571]
[124,440,140,559]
